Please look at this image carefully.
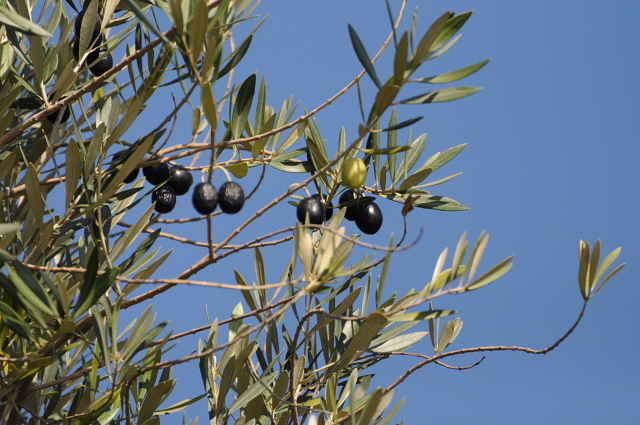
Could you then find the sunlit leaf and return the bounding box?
[359,146,411,155]
[400,86,482,104]
[275,121,308,155]
[371,331,428,353]
[430,11,472,54]
[0,6,53,37]
[382,193,469,211]
[410,11,452,69]
[389,309,455,322]
[418,143,466,173]
[414,59,491,84]
[466,256,514,291]
[328,312,388,375]
[393,133,427,185]
[592,246,622,291]
[436,318,463,354]
[398,168,432,191]
[228,373,277,414]
[138,380,173,424]
[227,162,249,178]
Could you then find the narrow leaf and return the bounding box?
[578,240,590,300]
[593,246,622,290]
[25,163,44,227]
[466,257,514,291]
[593,263,626,295]
[348,25,381,88]
[0,6,53,37]
[389,310,455,322]
[430,11,472,53]
[393,133,427,185]
[381,116,423,132]
[400,86,482,104]
[328,312,388,375]
[232,73,256,139]
[418,144,466,173]
[217,34,253,79]
[73,267,120,319]
[398,168,432,191]
[382,193,469,211]
[393,32,409,85]
[411,11,452,68]
[228,373,277,414]
[371,331,428,353]
[275,121,308,156]
[414,59,491,84]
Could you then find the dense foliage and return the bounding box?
[0,1,625,424]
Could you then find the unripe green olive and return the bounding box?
[341,157,367,189]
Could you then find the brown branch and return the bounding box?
[147,295,296,347]
[337,300,591,424]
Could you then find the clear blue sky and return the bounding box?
[118,1,640,423]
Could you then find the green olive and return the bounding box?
[341,157,367,189]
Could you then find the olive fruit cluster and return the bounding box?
[142,161,193,214]
[72,8,113,76]
[338,189,383,235]
[296,194,333,225]
[192,181,245,215]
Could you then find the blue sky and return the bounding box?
[115,1,640,423]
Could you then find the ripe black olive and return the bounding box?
[143,162,171,185]
[311,194,334,221]
[90,52,113,76]
[46,105,70,124]
[167,167,193,196]
[218,181,245,214]
[72,38,109,77]
[297,196,325,225]
[338,189,358,221]
[192,182,218,215]
[112,151,139,184]
[74,9,102,43]
[152,185,176,214]
[355,201,383,235]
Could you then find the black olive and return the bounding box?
[218,181,245,214]
[46,104,70,124]
[152,185,176,214]
[112,151,139,184]
[355,201,383,235]
[192,182,218,215]
[167,167,193,196]
[72,37,105,66]
[338,189,358,221]
[143,162,171,185]
[74,9,102,43]
[297,196,325,225]
[90,52,113,76]
[311,194,334,221]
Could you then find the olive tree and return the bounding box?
[0,0,626,424]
